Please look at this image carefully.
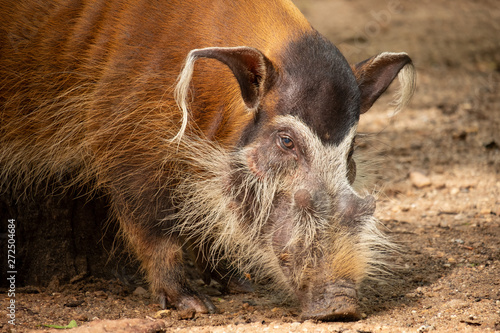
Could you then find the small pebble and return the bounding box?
[480,208,492,215]
[74,314,89,321]
[417,324,435,332]
[177,309,196,320]
[94,290,108,299]
[64,299,84,307]
[154,309,171,319]
[133,286,149,297]
[410,171,432,188]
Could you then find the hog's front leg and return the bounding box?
[111,197,216,313]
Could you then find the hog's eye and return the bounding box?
[278,134,295,150]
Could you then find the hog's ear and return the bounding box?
[173,46,275,141]
[351,52,416,114]
[177,46,275,110]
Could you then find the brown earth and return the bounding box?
[1,0,499,332]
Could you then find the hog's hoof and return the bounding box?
[300,295,361,321]
[159,292,217,314]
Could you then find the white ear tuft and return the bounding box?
[387,53,416,115]
[172,49,200,142]
[352,52,416,115]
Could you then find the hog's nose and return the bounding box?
[338,193,376,226]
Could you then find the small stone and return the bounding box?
[242,299,257,306]
[75,314,89,321]
[242,302,254,311]
[177,309,196,320]
[444,299,468,309]
[453,131,467,140]
[410,171,432,188]
[153,309,171,319]
[94,290,108,299]
[480,208,492,215]
[64,299,84,307]
[417,324,435,332]
[461,102,472,111]
[133,286,148,297]
[435,182,446,190]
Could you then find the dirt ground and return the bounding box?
[1,0,499,332]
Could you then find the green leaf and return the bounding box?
[43,320,78,329]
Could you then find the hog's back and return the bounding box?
[0,0,311,190]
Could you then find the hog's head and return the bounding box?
[171,33,415,321]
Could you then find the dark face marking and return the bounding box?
[273,33,361,145]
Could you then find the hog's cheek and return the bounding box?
[269,203,295,277]
[245,144,277,178]
[246,148,266,179]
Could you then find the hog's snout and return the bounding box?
[293,187,375,221]
[300,279,360,321]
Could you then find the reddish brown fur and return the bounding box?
[1,0,310,148]
[0,0,415,318]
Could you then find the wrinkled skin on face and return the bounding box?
[238,115,375,321]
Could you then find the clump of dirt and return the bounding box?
[1,0,499,332]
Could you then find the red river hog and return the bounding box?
[0,0,415,320]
